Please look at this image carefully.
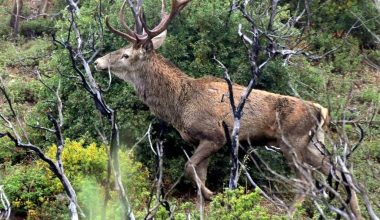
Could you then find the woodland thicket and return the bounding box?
[0,0,379,219]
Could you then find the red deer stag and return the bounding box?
[94,0,361,218]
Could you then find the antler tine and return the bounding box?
[141,0,191,39]
[105,16,136,43]
[118,0,138,38]
[105,0,149,43]
[161,0,166,17]
[135,6,145,35]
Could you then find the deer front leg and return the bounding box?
[184,140,222,200]
[281,142,309,211]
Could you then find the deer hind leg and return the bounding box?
[184,140,222,200]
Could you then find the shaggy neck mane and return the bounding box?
[129,52,191,127]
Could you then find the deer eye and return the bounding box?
[122,54,129,59]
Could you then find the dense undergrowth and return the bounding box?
[0,0,379,219]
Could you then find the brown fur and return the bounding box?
[95,37,361,219]
[96,48,326,189]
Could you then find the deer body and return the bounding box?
[102,50,325,143]
[96,49,330,198]
[94,1,361,218]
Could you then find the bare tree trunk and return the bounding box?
[9,0,23,37]
[40,0,49,18]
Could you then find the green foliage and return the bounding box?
[308,32,362,74]
[351,138,380,216]
[135,188,296,219]
[368,139,380,163]
[0,1,11,37]
[40,140,108,185]
[0,137,16,164]
[0,0,379,218]
[0,38,51,71]
[309,0,379,47]
[207,187,291,219]
[5,79,41,104]
[76,178,104,219]
[365,49,380,64]
[258,59,293,94]
[210,189,309,219]
[41,139,151,214]
[0,14,10,37]
[1,164,65,219]
[287,59,327,101]
[20,18,55,37]
[359,86,380,103]
[0,139,150,219]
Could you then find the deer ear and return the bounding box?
[152,30,167,49]
[141,30,167,52]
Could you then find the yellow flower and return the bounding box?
[38,196,45,202]
[12,200,21,208]
[28,209,38,217]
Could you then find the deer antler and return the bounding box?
[141,0,191,39]
[118,1,139,38]
[106,0,191,43]
[105,0,144,43]
[142,0,191,39]
[105,16,137,43]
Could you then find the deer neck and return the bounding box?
[122,53,191,127]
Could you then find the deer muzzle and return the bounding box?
[94,58,108,71]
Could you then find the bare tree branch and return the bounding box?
[0,77,83,220]
[182,148,204,220]
[0,186,11,220]
[53,1,136,218]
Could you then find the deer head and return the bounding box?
[94,0,191,80]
